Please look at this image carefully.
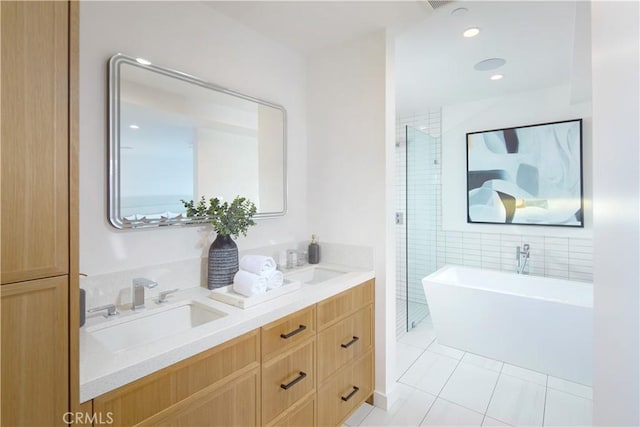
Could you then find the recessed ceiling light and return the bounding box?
[463,28,480,38]
[135,58,151,65]
[129,124,140,129]
[474,58,507,71]
[451,7,468,17]
[490,74,504,81]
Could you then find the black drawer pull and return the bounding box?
[341,386,360,402]
[280,371,307,390]
[280,324,306,339]
[341,336,360,349]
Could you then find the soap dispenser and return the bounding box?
[308,234,320,264]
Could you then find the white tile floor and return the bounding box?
[346,318,593,427]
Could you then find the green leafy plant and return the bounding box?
[181,196,257,239]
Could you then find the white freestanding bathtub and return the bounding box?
[422,265,593,385]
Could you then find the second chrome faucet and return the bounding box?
[132,277,158,310]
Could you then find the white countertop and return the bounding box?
[79,264,374,402]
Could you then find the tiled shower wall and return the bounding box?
[396,110,593,336]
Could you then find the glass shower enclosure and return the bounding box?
[404,125,438,330]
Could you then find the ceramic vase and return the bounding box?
[207,235,238,289]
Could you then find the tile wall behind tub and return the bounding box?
[395,110,593,335]
[437,232,593,282]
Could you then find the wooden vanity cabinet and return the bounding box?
[86,280,375,427]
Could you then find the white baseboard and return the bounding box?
[373,383,399,411]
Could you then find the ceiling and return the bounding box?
[395,1,591,115]
[206,1,430,52]
[206,1,591,115]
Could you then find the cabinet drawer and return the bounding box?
[262,338,315,425]
[317,280,374,330]
[262,305,315,361]
[269,393,315,427]
[317,351,373,427]
[318,305,373,382]
[176,329,260,399]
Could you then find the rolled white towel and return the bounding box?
[232,270,267,297]
[239,255,277,276]
[265,270,284,290]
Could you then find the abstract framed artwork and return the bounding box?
[466,118,583,227]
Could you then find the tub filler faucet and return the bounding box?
[132,277,158,310]
[516,244,530,275]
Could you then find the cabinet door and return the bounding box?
[1,1,70,284]
[142,369,260,427]
[1,276,69,426]
[93,369,178,427]
[94,330,260,426]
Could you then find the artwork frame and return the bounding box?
[466,118,584,227]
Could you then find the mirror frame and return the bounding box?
[108,53,287,229]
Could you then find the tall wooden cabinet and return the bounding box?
[1,1,78,425]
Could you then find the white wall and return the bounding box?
[306,30,396,407]
[441,84,592,237]
[79,1,307,275]
[592,1,640,424]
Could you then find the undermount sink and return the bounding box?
[286,266,348,285]
[87,300,227,353]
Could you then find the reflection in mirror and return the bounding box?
[108,53,287,229]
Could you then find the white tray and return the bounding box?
[208,279,301,309]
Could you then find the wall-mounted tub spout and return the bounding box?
[516,244,530,275]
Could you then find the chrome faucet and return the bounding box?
[516,244,530,275]
[88,303,119,318]
[156,288,179,304]
[132,277,158,310]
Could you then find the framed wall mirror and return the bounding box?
[108,53,287,229]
